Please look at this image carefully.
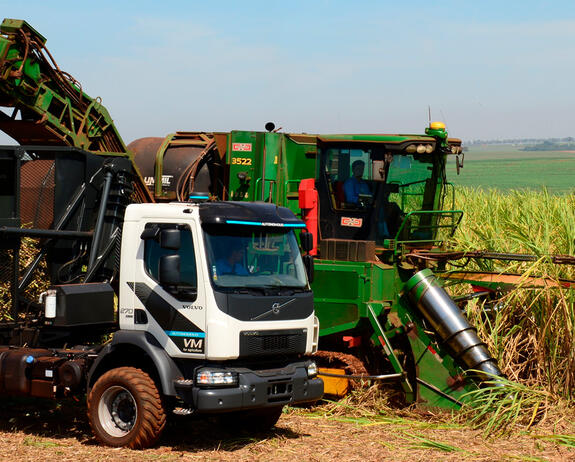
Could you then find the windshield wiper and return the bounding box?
[259,285,308,296]
[218,285,307,296]
[232,287,268,296]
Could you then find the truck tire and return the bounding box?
[219,406,284,433]
[87,367,166,449]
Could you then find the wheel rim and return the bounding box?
[98,385,138,437]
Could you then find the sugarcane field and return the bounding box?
[1,3,575,461]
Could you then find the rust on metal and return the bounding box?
[406,249,575,266]
[128,133,217,201]
[440,271,575,289]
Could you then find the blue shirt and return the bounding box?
[343,177,371,204]
[215,258,249,276]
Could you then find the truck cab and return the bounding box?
[86,200,322,447]
[119,201,317,360]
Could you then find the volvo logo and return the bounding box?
[251,299,296,321]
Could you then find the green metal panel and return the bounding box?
[312,260,365,335]
[314,301,359,333]
[366,261,401,302]
[312,260,402,335]
[228,131,263,201]
[1,19,46,44]
[281,135,317,216]
[261,132,282,203]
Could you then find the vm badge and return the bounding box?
[166,330,205,354]
[178,337,204,353]
[184,338,203,350]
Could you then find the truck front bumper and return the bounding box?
[174,361,323,413]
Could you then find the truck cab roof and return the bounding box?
[124,201,306,229]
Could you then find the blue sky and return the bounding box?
[0,1,574,143]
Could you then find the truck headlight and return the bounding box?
[306,361,318,378]
[196,369,238,387]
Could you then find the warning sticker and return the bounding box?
[341,217,363,228]
[232,143,252,152]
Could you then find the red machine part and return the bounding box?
[298,178,318,256]
[343,336,362,348]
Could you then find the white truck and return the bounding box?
[0,147,322,449]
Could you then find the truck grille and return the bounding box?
[239,329,307,357]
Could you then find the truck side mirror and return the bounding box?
[140,227,160,240]
[159,254,181,286]
[303,254,314,283]
[300,231,313,253]
[160,229,181,250]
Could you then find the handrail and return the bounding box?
[391,209,464,248]
[254,177,276,202]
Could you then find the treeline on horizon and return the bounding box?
[464,136,575,147]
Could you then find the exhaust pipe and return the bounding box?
[405,269,503,382]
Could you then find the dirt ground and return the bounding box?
[0,397,573,462]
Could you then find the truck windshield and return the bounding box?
[203,226,308,289]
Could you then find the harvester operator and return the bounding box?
[344,160,372,205]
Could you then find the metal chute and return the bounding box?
[405,269,503,382]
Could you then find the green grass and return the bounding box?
[532,434,575,448]
[460,375,552,437]
[22,437,62,448]
[447,145,575,193]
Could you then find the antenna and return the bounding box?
[440,109,448,129]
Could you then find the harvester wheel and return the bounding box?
[87,367,166,449]
[219,406,284,432]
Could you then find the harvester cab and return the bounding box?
[315,128,464,257]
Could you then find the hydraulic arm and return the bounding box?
[0,19,126,153]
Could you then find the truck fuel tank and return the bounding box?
[0,348,53,395]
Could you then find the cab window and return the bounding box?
[143,224,198,292]
[325,147,373,209]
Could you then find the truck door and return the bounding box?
[135,223,207,358]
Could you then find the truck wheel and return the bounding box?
[87,367,166,449]
[219,406,283,432]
